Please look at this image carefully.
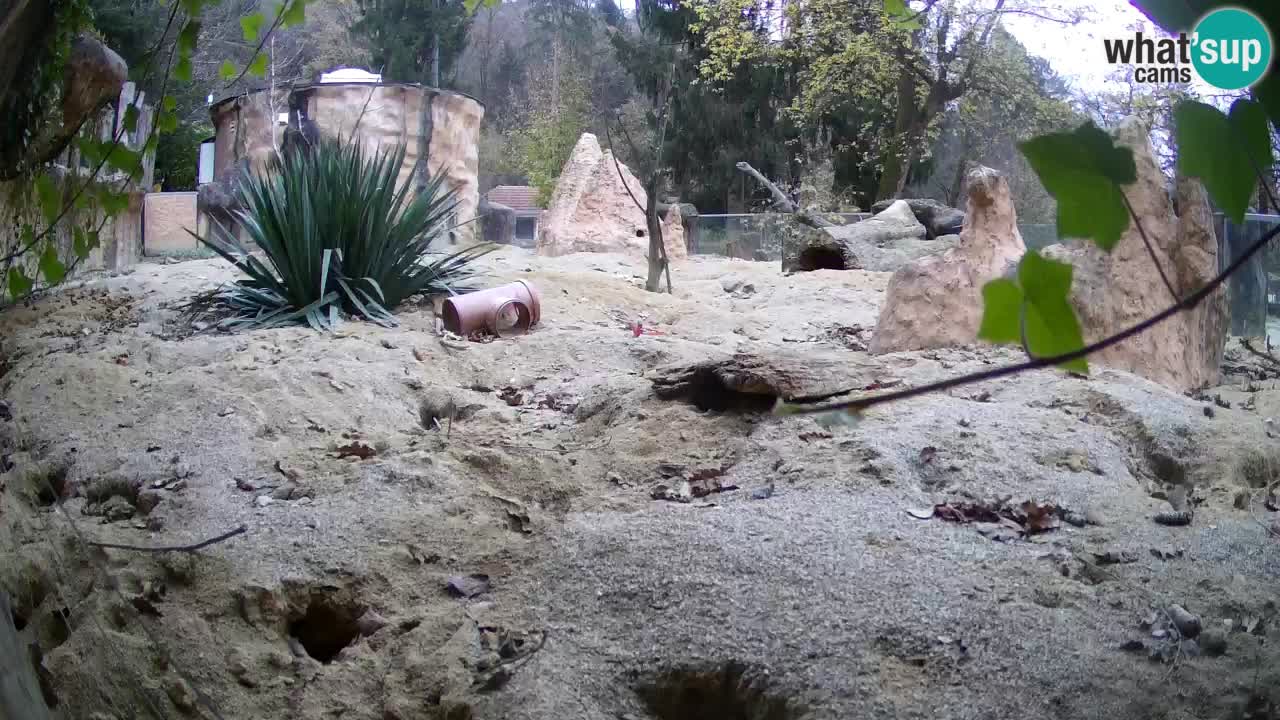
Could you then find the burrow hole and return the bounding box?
[685,370,777,414]
[636,661,804,720]
[288,594,363,663]
[31,465,71,507]
[796,247,845,271]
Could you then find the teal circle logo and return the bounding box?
[1191,7,1273,90]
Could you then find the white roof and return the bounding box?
[319,68,383,84]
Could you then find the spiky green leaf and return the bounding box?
[175,56,193,82]
[219,60,238,81]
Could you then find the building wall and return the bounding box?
[143,192,203,254]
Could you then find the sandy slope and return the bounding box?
[2,247,1279,720]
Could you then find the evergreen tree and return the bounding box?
[353,0,473,85]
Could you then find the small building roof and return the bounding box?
[486,185,540,215]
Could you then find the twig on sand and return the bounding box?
[1240,337,1280,372]
[89,525,247,553]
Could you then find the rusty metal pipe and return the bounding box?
[441,281,541,336]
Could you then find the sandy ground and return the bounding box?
[2,247,1280,720]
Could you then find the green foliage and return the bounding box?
[248,52,269,78]
[353,0,473,84]
[1019,123,1136,251]
[241,12,266,42]
[1174,99,1273,224]
[155,120,210,190]
[195,139,496,331]
[511,69,592,206]
[38,245,67,285]
[7,269,34,300]
[978,252,1088,374]
[35,174,62,224]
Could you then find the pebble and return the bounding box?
[255,495,274,508]
[164,676,197,711]
[1166,604,1202,639]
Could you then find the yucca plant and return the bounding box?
[193,138,495,331]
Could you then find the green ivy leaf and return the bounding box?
[241,12,266,42]
[178,21,201,57]
[99,189,129,217]
[163,95,177,112]
[123,105,140,133]
[884,0,922,29]
[1019,122,1136,251]
[159,111,179,133]
[35,173,61,224]
[1019,251,1087,374]
[73,226,91,259]
[175,55,193,82]
[38,245,66,285]
[78,137,106,166]
[1175,100,1270,225]
[106,145,143,178]
[976,278,1022,344]
[219,60,238,81]
[7,268,33,300]
[282,0,308,27]
[248,52,269,78]
[464,0,500,13]
[1254,71,1280,131]
[977,252,1088,373]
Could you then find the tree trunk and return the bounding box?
[644,176,669,293]
[876,67,920,201]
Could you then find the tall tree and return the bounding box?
[909,25,1079,221]
[353,0,472,85]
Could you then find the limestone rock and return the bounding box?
[63,35,128,134]
[1040,118,1226,392]
[661,203,687,256]
[869,166,1026,354]
[783,200,928,272]
[535,134,687,260]
[870,198,965,239]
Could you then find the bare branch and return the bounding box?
[88,525,248,553]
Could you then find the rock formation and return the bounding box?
[869,166,1026,354]
[535,134,687,260]
[870,198,965,239]
[782,200,936,272]
[1040,118,1227,392]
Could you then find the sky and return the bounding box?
[1002,1,1157,91]
[998,0,1209,94]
